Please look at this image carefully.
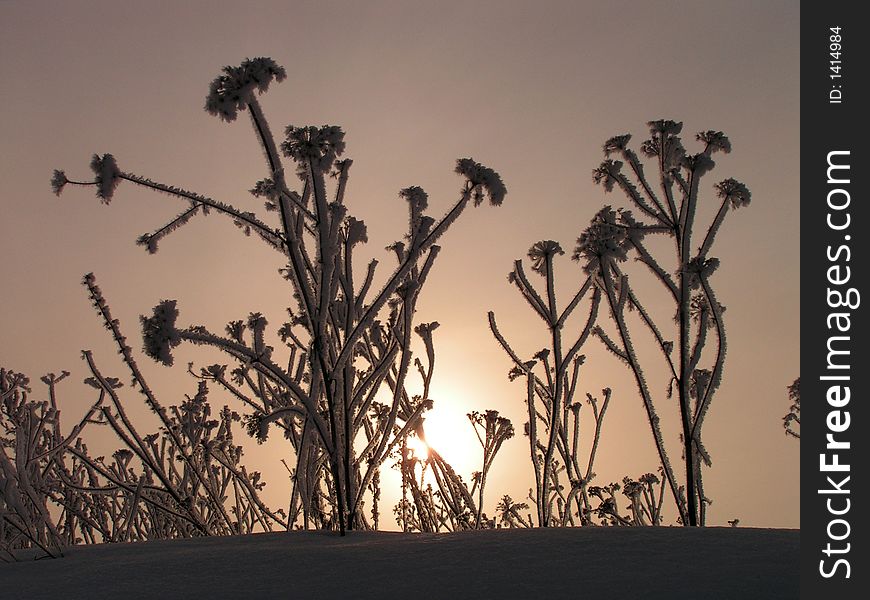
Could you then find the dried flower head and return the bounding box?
[454,158,506,206]
[682,153,715,176]
[205,57,287,122]
[696,130,732,154]
[281,125,345,171]
[640,124,686,170]
[715,178,751,208]
[592,159,623,192]
[50,169,68,196]
[112,448,134,465]
[414,321,440,337]
[400,186,429,215]
[141,300,181,366]
[647,119,683,137]
[603,134,632,156]
[344,216,368,247]
[639,472,659,485]
[686,256,720,288]
[573,206,629,274]
[90,153,121,203]
[527,240,564,275]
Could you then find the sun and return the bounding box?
[405,433,430,460]
[413,405,481,475]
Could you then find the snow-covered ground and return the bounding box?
[3,527,798,599]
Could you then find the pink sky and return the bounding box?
[0,0,799,528]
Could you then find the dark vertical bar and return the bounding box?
[801,2,866,597]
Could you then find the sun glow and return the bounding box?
[415,407,480,475]
[406,433,430,460]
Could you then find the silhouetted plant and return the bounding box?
[394,442,472,533]
[467,410,514,527]
[54,57,505,534]
[0,369,78,559]
[489,241,608,526]
[76,274,286,538]
[0,276,287,559]
[578,120,751,526]
[495,495,533,528]
[585,475,665,527]
[614,472,665,526]
[783,378,800,439]
[395,410,513,532]
[586,474,665,527]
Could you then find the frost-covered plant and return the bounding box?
[495,495,533,528]
[54,57,505,535]
[580,121,751,526]
[394,445,465,533]
[783,378,800,439]
[489,241,608,526]
[74,274,285,538]
[0,369,82,559]
[0,278,282,558]
[394,410,513,533]
[394,441,463,533]
[587,472,665,526]
[467,410,514,527]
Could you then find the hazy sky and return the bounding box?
[0,0,799,528]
